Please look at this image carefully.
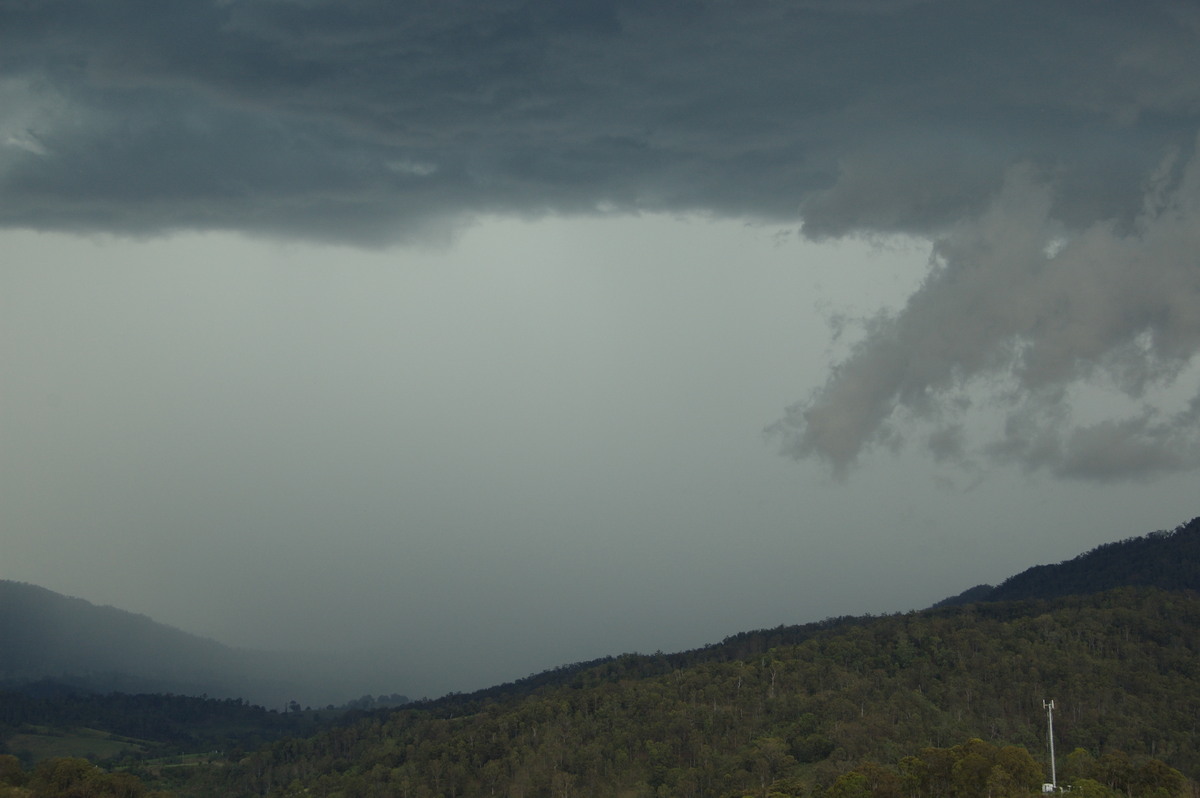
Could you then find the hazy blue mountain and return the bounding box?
[0,580,398,708]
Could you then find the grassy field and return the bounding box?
[5,725,150,762]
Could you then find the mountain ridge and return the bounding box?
[4,515,1198,713]
[931,516,1200,608]
[387,516,1200,718]
[0,580,391,708]
[159,584,1200,797]
[6,515,1200,796]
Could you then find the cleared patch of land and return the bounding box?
[6,725,150,762]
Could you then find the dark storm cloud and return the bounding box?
[1,0,1195,241]
[4,0,1200,480]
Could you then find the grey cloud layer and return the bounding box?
[2,0,1195,240]
[4,0,1200,480]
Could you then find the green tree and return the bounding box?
[1063,748,1099,785]
[29,758,99,796]
[1097,750,1134,795]
[1133,759,1184,798]
[898,755,928,798]
[994,744,1043,794]
[1070,778,1123,798]
[0,756,24,788]
[826,771,870,798]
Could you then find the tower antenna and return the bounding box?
[1043,699,1057,792]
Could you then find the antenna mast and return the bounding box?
[1043,699,1057,792]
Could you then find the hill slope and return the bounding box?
[0,580,376,707]
[400,516,1200,714]
[989,516,1200,601]
[149,514,1200,797]
[1,581,247,693]
[8,516,1200,797]
[160,586,1200,797]
[932,516,1200,608]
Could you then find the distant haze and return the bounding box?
[2,1,1199,699]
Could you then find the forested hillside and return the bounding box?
[0,754,170,798]
[7,519,1200,797]
[155,586,1199,798]
[988,517,1200,602]
[0,685,331,762]
[933,517,1200,608]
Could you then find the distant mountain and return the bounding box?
[1,581,243,692]
[932,516,1200,607]
[0,580,399,708]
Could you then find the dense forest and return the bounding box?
[0,686,331,760]
[4,519,1200,797]
[1,754,169,798]
[138,586,1199,797]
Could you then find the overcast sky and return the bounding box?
[3,0,1200,700]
